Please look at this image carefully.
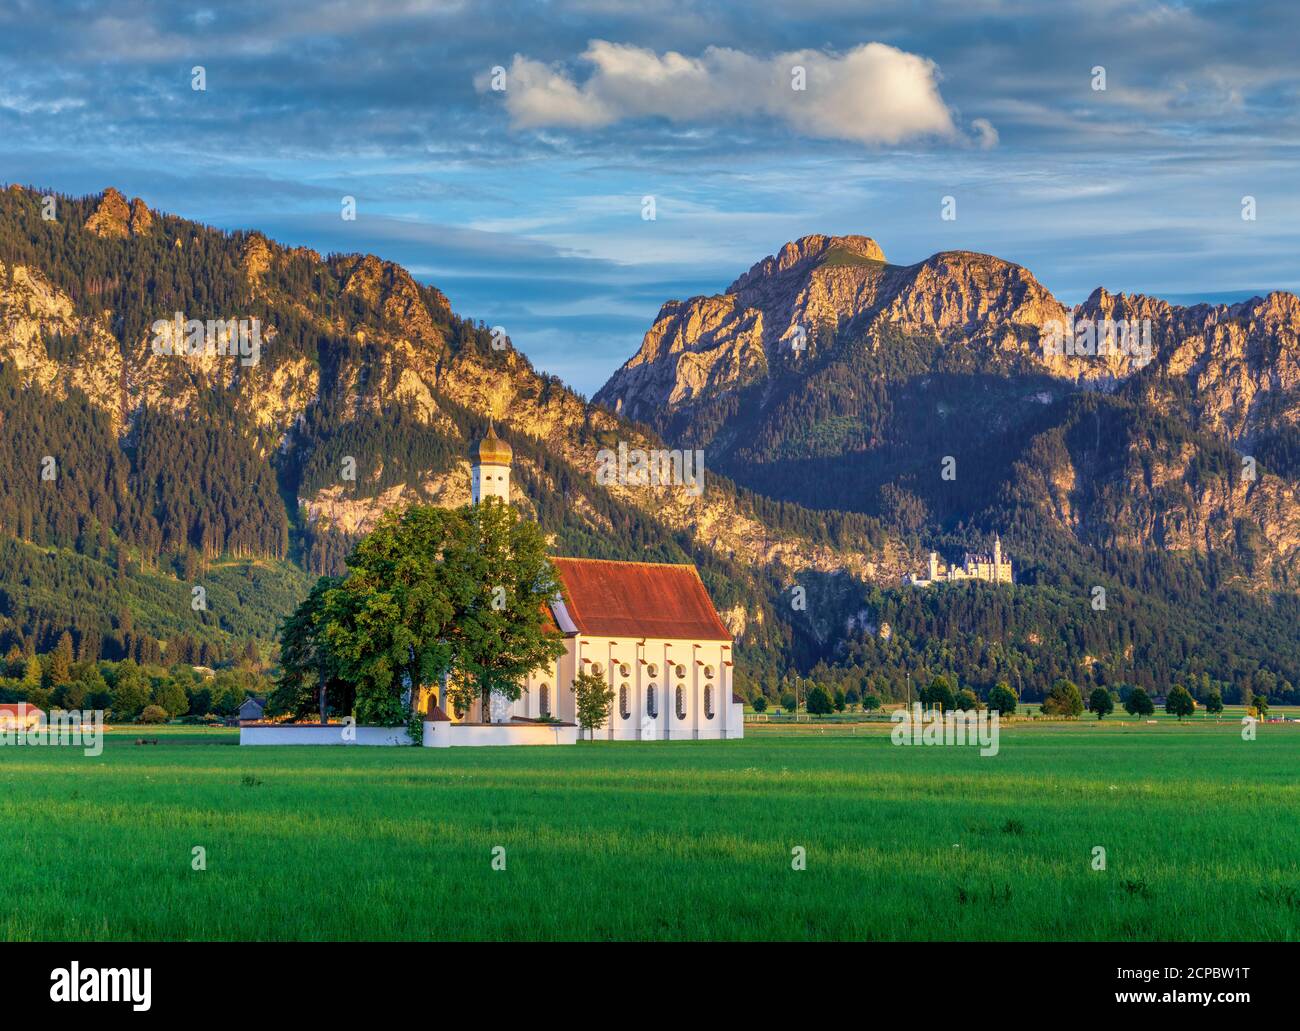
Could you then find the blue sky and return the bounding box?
[3,0,1298,395]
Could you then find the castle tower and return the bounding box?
[471,423,512,505]
[994,533,1002,570]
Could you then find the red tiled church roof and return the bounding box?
[550,558,732,642]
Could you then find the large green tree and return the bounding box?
[322,507,459,726]
[152,678,189,718]
[447,498,566,722]
[1042,679,1084,718]
[110,660,151,720]
[1124,686,1155,717]
[1088,687,1114,720]
[271,575,349,723]
[1165,684,1196,720]
[987,681,1018,716]
[316,502,564,727]
[805,685,834,716]
[922,675,956,712]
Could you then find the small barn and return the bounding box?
[0,703,44,730]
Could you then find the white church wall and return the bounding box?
[725,701,745,738]
[722,653,744,738]
[584,636,638,741]
[695,643,729,740]
[580,638,734,741]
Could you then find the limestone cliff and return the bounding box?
[597,234,1299,438]
[595,233,1300,584]
[82,187,154,238]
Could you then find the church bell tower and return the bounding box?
[472,423,512,505]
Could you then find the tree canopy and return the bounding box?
[278,502,564,726]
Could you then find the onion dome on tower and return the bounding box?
[475,422,513,466]
[471,422,512,505]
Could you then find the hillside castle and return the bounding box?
[907,535,1013,586]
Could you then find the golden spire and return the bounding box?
[476,421,513,465]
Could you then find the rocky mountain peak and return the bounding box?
[241,234,274,283]
[82,187,153,238]
[596,231,1300,467]
[728,233,886,294]
[336,253,450,343]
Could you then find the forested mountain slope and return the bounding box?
[1,189,1296,703]
[595,233,1300,699]
[0,186,884,676]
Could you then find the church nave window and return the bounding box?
[646,685,658,719]
[675,685,686,720]
[539,683,550,717]
[619,683,630,720]
[704,684,714,720]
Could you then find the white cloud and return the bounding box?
[971,117,999,149]
[479,41,980,146]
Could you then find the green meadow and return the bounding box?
[1,718,1297,941]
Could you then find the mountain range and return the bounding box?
[596,232,1299,583]
[0,186,1296,703]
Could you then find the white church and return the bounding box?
[243,425,743,747]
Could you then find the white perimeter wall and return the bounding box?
[424,721,578,747]
[243,723,579,747]
[240,725,411,746]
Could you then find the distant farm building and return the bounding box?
[0,703,44,730]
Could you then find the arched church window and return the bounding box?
[704,684,715,720]
[647,663,659,678]
[704,665,715,679]
[539,683,550,717]
[675,664,686,679]
[646,685,658,719]
[675,685,686,720]
[592,662,604,676]
[619,662,630,677]
[619,684,630,720]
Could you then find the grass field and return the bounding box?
[2,718,1297,941]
